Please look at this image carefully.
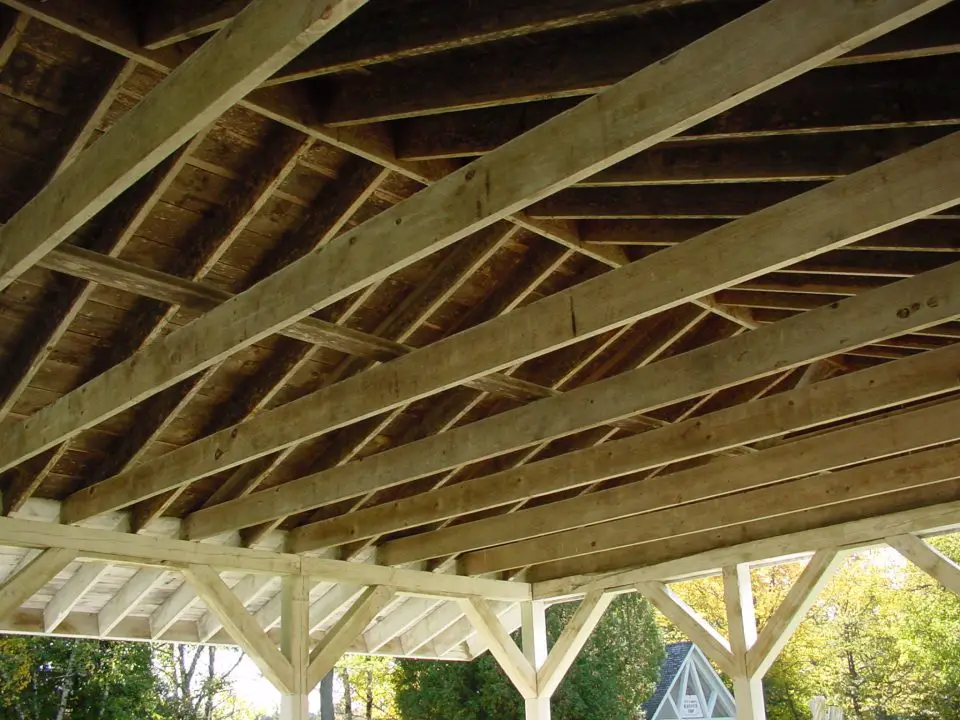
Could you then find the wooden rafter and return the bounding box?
[4,0,943,482]
[379,394,960,566]
[184,243,960,541]
[0,0,366,288]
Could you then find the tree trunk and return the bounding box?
[54,646,77,720]
[365,670,373,720]
[204,646,215,720]
[341,667,353,719]
[320,671,335,720]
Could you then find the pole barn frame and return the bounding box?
[0,1,959,718]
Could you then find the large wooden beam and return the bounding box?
[2,0,944,476]
[0,0,364,289]
[0,516,529,600]
[469,442,960,574]
[379,396,960,565]
[532,486,960,599]
[185,248,960,540]
[292,345,960,553]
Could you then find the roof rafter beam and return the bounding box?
[0,0,366,289]
[4,0,941,478]
[189,235,960,541]
[488,444,960,575]
[380,393,960,566]
[66,139,960,532]
[293,344,960,554]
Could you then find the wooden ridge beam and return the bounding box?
[189,247,960,541]
[288,320,960,552]
[375,395,960,566]
[3,0,943,478]
[398,55,960,160]
[66,131,960,530]
[318,2,960,126]
[463,441,960,574]
[0,0,365,289]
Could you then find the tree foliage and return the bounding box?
[0,637,158,719]
[391,593,664,720]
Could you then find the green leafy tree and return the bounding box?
[392,594,664,720]
[0,637,159,719]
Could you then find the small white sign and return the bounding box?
[681,695,705,718]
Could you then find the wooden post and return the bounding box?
[723,565,766,720]
[281,576,311,720]
[522,601,551,720]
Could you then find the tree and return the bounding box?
[337,655,398,719]
[392,594,664,720]
[0,637,159,719]
[154,643,249,720]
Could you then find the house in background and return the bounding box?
[644,643,736,720]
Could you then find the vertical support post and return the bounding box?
[723,565,765,720]
[281,575,311,720]
[522,600,550,720]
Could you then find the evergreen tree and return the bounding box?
[392,593,664,720]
